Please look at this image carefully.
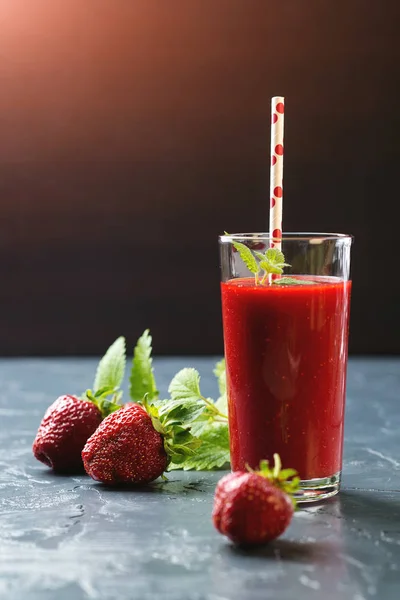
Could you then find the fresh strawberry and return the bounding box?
[82,404,166,484]
[212,455,299,545]
[82,398,202,485]
[33,395,103,473]
[32,383,123,473]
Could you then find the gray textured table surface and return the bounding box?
[1,357,400,600]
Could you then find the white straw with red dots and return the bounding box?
[269,96,285,249]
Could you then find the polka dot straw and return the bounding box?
[269,97,284,249]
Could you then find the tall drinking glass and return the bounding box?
[219,233,353,501]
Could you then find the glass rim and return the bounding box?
[219,232,353,243]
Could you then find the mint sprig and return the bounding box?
[228,234,319,286]
[274,277,317,286]
[257,248,290,280]
[231,240,259,275]
[229,233,291,284]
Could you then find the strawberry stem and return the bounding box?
[273,453,281,478]
[250,454,300,506]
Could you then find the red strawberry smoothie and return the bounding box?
[221,276,351,480]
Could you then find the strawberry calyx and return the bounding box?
[248,454,300,507]
[141,394,203,466]
[85,387,122,419]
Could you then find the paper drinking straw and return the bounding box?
[269,96,285,250]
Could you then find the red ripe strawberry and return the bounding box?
[82,400,201,485]
[82,404,167,484]
[212,455,299,545]
[33,395,103,473]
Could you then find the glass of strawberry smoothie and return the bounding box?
[219,233,353,502]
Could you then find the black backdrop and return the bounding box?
[1,0,399,355]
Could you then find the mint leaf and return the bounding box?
[226,236,293,284]
[231,241,259,274]
[213,358,226,396]
[259,260,282,275]
[168,368,202,403]
[273,277,317,286]
[254,250,266,262]
[169,421,230,471]
[265,247,286,265]
[129,329,158,402]
[94,336,126,392]
[259,247,290,276]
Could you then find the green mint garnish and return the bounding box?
[257,248,290,276]
[226,233,317,286]
[231,240,259,275]
[129,329,159,403]
[226,232,289,284]
[274,277,317,286]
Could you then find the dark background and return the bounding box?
[0,1,399,356]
